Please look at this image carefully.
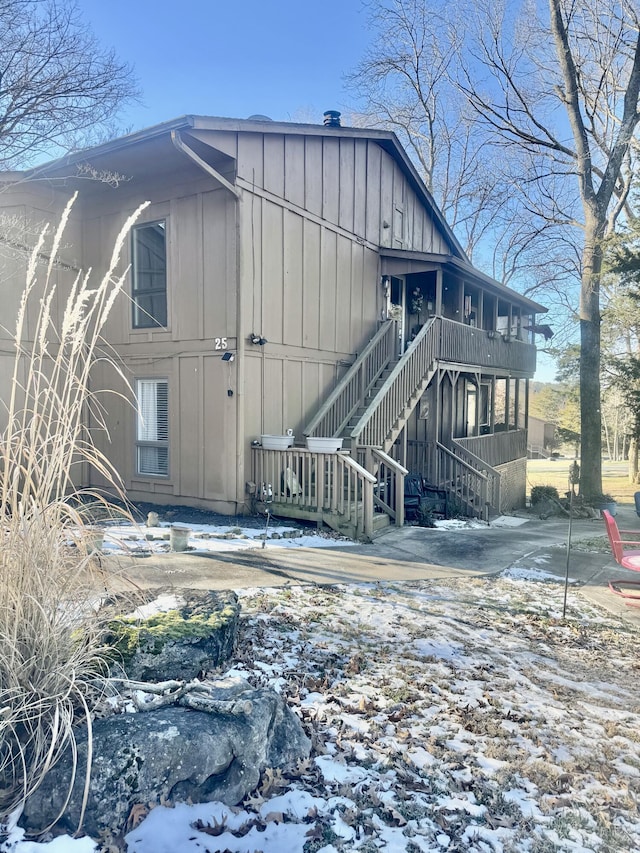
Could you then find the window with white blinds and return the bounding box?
[136,379,169,476]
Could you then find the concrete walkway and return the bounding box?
[104,505,640,628]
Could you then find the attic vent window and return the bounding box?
[323,110,341,127]
[132,220,167,328]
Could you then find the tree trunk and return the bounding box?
[630,437,639,483]
[602,408,611,460]
[579,225,603,499]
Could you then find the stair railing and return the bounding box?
[434,441,490,521]
[450,438,501,511]
[304,320,397,438]
[350,316,440,450]
[339,453,377,539]
[358,447,408,525]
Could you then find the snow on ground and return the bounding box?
[95,519,356,556]
[4,567,640,852]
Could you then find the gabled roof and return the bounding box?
[18,114,546,314]
[22,114,468,261]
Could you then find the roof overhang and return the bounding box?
[380,248,547,314]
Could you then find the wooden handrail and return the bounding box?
[304,320,397,438]
[370,447,409,477]
[435,441,490,521]
[342,452,376,537]
[450,438,501,510]
[370,447,407,526]
[350,316,440,448]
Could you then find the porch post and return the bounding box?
[490,376,496,431]
[435,269,443,316]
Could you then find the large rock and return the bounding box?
[21,678,311,838]
[107,590,239,681]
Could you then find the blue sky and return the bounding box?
[76,0,371,130]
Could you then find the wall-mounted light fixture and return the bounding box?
[249,333,268,345]
[221,351,235,361]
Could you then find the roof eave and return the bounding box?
[22,115,197,179]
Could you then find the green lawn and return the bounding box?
[526,458,638,506]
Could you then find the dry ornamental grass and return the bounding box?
[0,195,147,829]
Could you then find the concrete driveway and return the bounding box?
[103,506,640,627]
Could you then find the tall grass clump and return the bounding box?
[0,194,148,827]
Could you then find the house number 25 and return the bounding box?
[214,337,228,350]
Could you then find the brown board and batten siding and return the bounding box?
[0,186,84,439]
[72,152,242,509]
[225,127,450,447]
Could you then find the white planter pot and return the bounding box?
[82,526,104,553]
[261,434,294,450]
[306,436,344,453]
[170,525,191,552]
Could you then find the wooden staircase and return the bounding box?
[302,315,502,523]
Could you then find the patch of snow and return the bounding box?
[314,755,369,784]
[433,518,487,529]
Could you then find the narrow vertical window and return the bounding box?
[132,221,167,328]
[136,379,169,476]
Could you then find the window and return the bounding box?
[136,379,169,476]
[132,221,167,328]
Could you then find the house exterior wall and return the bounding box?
[69,162,241,510]
[0,121,543,517]
[528,416,556,450]
[11,126,451,513]
[0,184,84,432]
[192,130,451,255]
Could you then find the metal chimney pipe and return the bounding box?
[323,110,341,127]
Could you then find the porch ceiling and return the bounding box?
[380,248,546,314]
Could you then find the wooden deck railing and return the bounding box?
[450,439,501,511]
[439,318,537,373]
[350,317,439,449]
[304,320,397,438]
[455,429,527,467]
[251,446,376,538]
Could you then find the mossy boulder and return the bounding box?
[106,590,239,681]
[21,678,312,838]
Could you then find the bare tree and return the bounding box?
[0,0,137,168]
[355,0,640,498]
[349,0,514,260]
[455,0,640,498]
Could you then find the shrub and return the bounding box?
[530,485,560,505]
[0,194,148,827]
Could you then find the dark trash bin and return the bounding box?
[404,473,447,521]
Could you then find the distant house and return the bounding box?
[528,416,557,459]
[0,114,546,537]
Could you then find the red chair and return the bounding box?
[602,510,640,604]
